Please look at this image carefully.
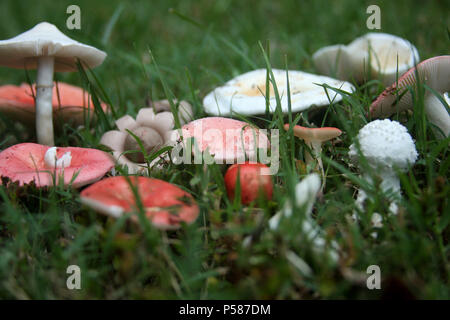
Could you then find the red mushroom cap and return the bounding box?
[80,176,200,229]
[180,117,269,163]
[0,82,108,125]
[0,143,114,188]
[224,162,273,205]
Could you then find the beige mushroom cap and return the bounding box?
[0,22,106,72]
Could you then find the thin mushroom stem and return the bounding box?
[306,141,326,188]
[35,56,55,146]
[424,94,450,138]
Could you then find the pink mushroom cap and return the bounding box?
[80,176,200,229]
[180,117,270,163]
[0,82,108,126]
[0,143,114,188]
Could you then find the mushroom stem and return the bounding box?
[424,94,450,138]
[35,56,55,146]
[355,171,401,214]
[305,141,325,186]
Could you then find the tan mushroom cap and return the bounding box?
[284,124,342,142]
[0,22,106,72]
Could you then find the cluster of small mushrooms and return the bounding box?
[0,23,448,247]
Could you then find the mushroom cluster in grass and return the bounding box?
[175,117,270,165]
[203,69,354,116]
[0,22,106,146]
[100,104,192,174]
[224,162,273,205]
[370,55,450,139]
[0,143,114,188]
[313,33,419,86]
[284,124,342,183]
[80,176,199,230]
[349,119,418,216]
[0,82,108,128]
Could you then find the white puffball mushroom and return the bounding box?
[0,22,107,146]
[349,119,418,213]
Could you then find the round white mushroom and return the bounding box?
[349,119,418,214]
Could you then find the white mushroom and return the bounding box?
[0,22,106,145]
[203,69,354,116]
[44,146,72,168]
[313,33,419,86]
[349,119,418,214]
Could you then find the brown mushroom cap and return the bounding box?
[80,176,199,229]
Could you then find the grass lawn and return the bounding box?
[0,0,449,299]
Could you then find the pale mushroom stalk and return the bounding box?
[36,56,55,145]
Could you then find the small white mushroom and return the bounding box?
[349,119,418,214]
[203,69,354,116]
[44,147,72,168]
[0,22,106,146]
[313,33,419,86]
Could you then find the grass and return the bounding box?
[0,0,449,299]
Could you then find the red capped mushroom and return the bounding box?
[80,176,199,229]
[0,143,114,187]
[370,55,450,138]
[224,162,273,205]
[0,82,108,127]
[177,117,269,164]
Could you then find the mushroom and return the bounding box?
[0,22,107,145]
[224,162,273,205]
[174,117,270,164]
[149,99,194,125]
[203,69,354,116]
[370,55,450,138]
[313,33,419,86]
[80,176,199,230]
[0,143,114,188]
[348,119,418,214]
[100,108,177,174]
[0,82,108,127]
[284,124,342,180]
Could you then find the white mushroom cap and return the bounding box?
[313,33,419,86]
[0,22,106,71]
[203,69,354,116]
[349,119,418,171]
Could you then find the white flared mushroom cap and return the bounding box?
[203,69,354,116]
[349,119,418,171]
[313,33,419,86]
[0,22,106,71]
[370,56,450,138]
